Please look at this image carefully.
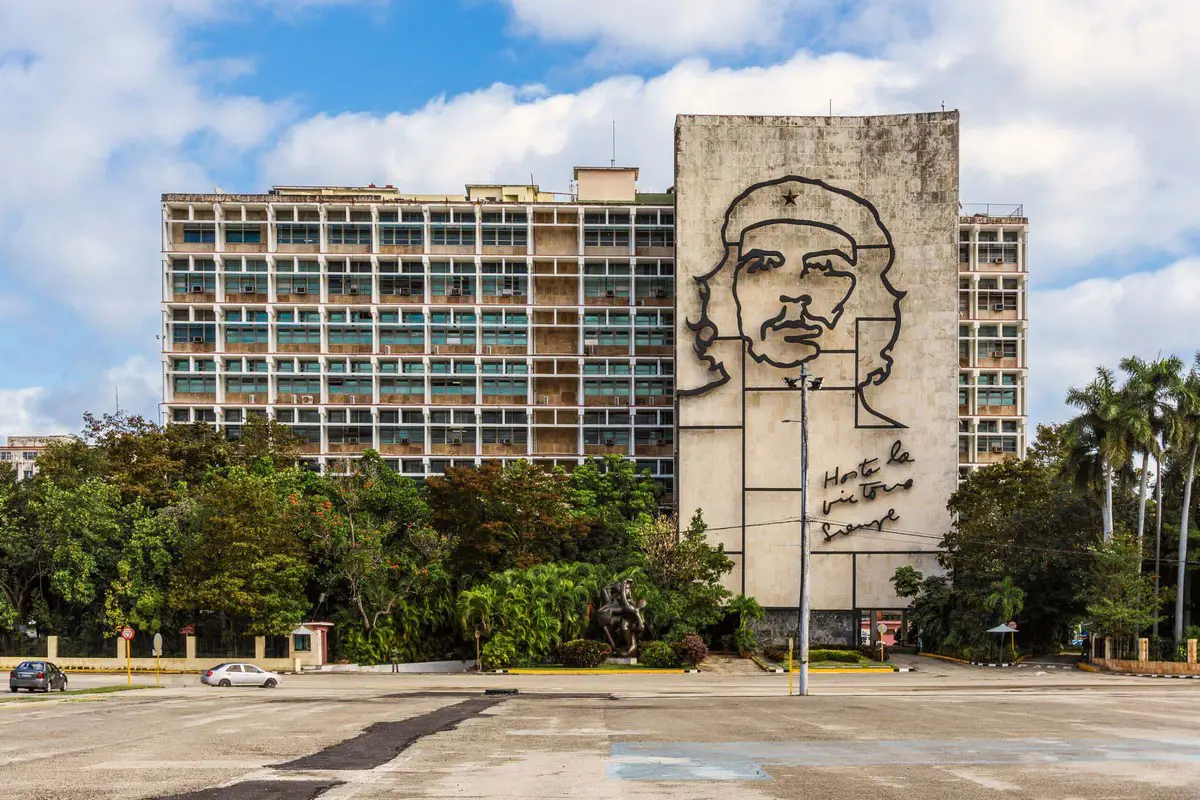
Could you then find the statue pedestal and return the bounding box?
[606,657,638,665]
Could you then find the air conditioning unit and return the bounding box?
[992,303,1005,311]
[348,286,359,295]
[992,351,1005,358]
[991,446,1004,454]
[247,394,256,404]
[384,345,392,354]
[191,336,204,343]
[653,437,666,446]
[348,395,356,404]
[537,395,550,405]
[485,346,494,355]
[993,257,1004,264]
[301,395,315,404]
[295,286,308,295]
[501,288,515,296]
[397,434,410,445]
[654,289,667,298]
[501,437,513,445]
[635,299,645,306]
[346,436,359,445]
[585,345,596,355]
[603,437,615,447]
[190,285,204,294]
[450,288,462,296]
[399,287,411,296]
[605,290,616,298]
[610,396,624,406]
[450,432,463,445]
[431,345,440,354]
[243,285,256,293]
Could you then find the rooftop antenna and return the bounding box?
[611,119,616,167]
[115,385,120,414]
[941,101,946,111]
[828,99,832,117]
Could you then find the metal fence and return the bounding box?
[1097,637,1191,663]
[129,632,184,659]
[195,634,256,659]
[0,634,48,659]
[57,631,115,658]
[264,635,289,659]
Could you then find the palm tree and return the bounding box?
[984,576,1025,661]
[1119,356,1184,556]
[1170,356,1200,644]
[1065,368,1130,540]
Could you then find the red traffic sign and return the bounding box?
[120,626,135,641]
[1005,621,1018,630]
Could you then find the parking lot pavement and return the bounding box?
[1,662,1198,799]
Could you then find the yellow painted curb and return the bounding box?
[919,652,971,665]
[504,669,688,675]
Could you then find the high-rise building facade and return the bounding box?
[957,208,1030,476]
[161,168,678,498]
[159,159,1028,519]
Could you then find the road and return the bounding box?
[2,657,1199,799]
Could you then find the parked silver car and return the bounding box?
[200,662,281,688]
[9,661,68,693]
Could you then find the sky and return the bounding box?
[1,0,1198,437]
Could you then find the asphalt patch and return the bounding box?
[276,697,499,771]
[158,779,343,800]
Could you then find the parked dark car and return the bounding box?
[9,661,68,693]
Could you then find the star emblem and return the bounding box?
[782,189,798,206]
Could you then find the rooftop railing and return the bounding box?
[960,203,1024,218]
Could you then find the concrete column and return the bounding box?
[1188,639,1197,664]
[185,635,197,661]
[1104,636,1113,661]
[254,636,266,661]
[1138,637,1149,662]
[46,636,58,661]
[116,638,125,659]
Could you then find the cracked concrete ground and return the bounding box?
[4,657,1200,799]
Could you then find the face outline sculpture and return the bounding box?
[682,176,906,428]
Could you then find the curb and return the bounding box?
[493,669,698,675]
[749,655,784,674]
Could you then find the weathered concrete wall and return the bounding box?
[675,113,959,612]
[753,609,857,648]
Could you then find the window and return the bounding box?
[277,224,320,245]
[481,226,528,247]
[634,228,674,248]
[183,225,215,244]
[329,224,372,246]
[174,376,215,394]
[430,224,475,246]
[482,378,527,396]
[380,225,424,246]
[584,228,630,248]
[225,226,262,244]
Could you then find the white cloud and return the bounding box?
[263,52,912,191]
[106,355,162,419]
[497,0,815,61]
[0,388,70,438]
[0,0,285,330]
[1029,259,1200,425]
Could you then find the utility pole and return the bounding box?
[783,366,822,696]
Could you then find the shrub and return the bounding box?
[481,633,517,670]
[638,640,679,668]
[763,644,789,663]
[558,639,612,668]
[672,633,709,666]
[809,648,859,664]
[733,627,758,655]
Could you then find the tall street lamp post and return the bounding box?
[783,365,822,696]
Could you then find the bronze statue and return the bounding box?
[595,578,646,657]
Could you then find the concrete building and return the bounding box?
[958,207,1029,476]
[673,112,1024,646]
[160,170,677,496]
[0,435,73,480]
[161,113,1028,643]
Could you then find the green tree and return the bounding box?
[891,566,953,650]
[427,461,590,580]
[1065,367,1130,541]
[169,467,311,635]
[945,447,1101,653]
[984,576,1025,624]
[1087,532,1163,639]
[636,511,733,638]
[1169,356,1200,643]
[1119,355,1183,553]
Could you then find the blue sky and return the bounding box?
[0,0,1198,437]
